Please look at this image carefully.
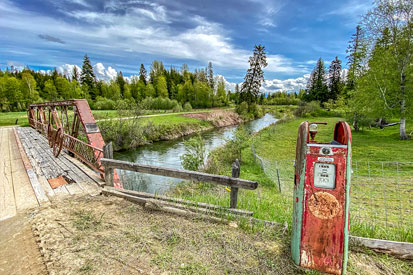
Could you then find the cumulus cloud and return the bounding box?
[56,64,80,79]
[93,63,118,81]
[54,63,118,81]
[263,74,310,93]
[223,73,310,94]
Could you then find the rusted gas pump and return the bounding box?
[292,121,352,275]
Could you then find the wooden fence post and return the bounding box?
[103,142,114,187]
[230,159,240,208]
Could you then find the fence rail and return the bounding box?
[101,157,258,209]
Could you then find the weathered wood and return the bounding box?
[0,128,17,220]
[230,159,240,208]
[350,236,413,260]
[102,188,227,224]
[103,143,114,187]
[106,186,253,216]
[100,158,258,190]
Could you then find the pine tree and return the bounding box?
[116,71,126,97]
[80,54,96,91]
[328,57,342,100]
[240,45,268,105]
[207,62,214,89]
[306,58,328,103]
[139,64,147,85]
[346,25,367,91]
[72,66,80,82]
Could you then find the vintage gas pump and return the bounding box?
[292,121,352,275]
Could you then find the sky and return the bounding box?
[0,0,372,92]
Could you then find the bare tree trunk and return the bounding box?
[400,73,408,140]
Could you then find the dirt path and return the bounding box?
[0,214,47,275]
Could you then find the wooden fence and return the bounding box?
[100,155,258,209]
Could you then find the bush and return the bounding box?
[183,102,192,112]
[94,97,116,110]
[180,134,206,171]
[235,101,249,117]
[294,101,321,117]
[141,97,183,111]
[249,103,264,118]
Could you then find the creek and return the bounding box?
[114,113,277,194]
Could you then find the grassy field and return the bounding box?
[0,108,221,127]
[172,115,413,242]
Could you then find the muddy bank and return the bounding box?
[182,110,243,127]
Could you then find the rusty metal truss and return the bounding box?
[28,99,121,188]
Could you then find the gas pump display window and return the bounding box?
[313,163,336,189]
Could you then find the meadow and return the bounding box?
[172,115,413,243]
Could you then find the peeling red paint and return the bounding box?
[294,121,352,275]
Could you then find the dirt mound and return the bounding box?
[182,110,243,127]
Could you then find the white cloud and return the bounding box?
[93,63,118,81]
[0,0,303,75]
[262,74,310,93]
[56,64,81,79]
[222,73,310,94]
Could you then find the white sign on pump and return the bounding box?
[313,163,336,189]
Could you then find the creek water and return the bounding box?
[114,113,277,194]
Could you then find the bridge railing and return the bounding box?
[100,157,258,209]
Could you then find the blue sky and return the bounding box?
[0,0,372,91]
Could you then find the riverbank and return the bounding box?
[99,110,244,151]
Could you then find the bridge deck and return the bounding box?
[0,126,103,221]
[0,127,38,221]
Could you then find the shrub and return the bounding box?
[183,102,192,112]
[180,134,206,171]
[235,101,249,117]
[94,97,116,110]
[294,101,321,117]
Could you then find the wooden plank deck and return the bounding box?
[0,127,38,221]
[17,127,102,199]
[0,126,103,221]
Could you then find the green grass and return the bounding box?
[139,114,209,126]
[172,115,413,242]
[0,112,28,126]
[0,107,222,127]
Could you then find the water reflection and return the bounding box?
[115,113,277,194]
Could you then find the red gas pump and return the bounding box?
[292,121,352,275]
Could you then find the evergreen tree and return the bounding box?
[139,64,147,85]
[328,57,343,100]
[80,54,96,92]
[207,62,214,89]
[116,71,126,97]
[306,58,328,103]
[72,66,80,82]
[346,25,367,91]
[234,83,240,104]
[240,44,268,105]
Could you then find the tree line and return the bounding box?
[0,56,231,112]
